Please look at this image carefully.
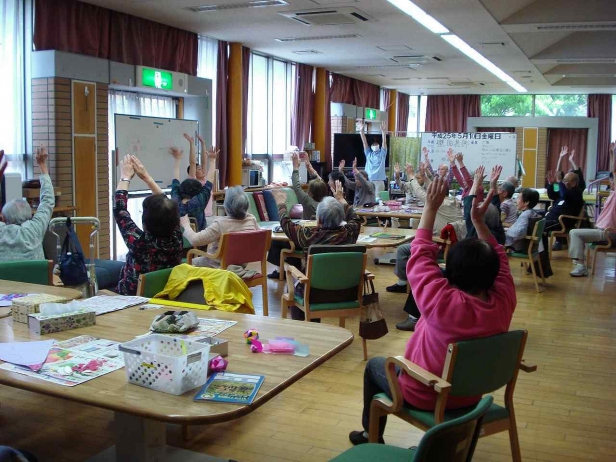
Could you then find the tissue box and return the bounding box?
[27,310,96,335]
[11,294,71,323]
[198,337,228,357]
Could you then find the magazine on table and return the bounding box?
[194,372,264,405]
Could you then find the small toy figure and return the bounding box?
[243,328,259,345]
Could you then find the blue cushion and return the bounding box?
[262,190,280,221]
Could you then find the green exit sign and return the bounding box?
[141,68,173,90]
[365,108,378,120]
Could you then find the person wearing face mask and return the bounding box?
[358,119,388,195]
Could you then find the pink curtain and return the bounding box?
[425,95,481,132]
[382,89,391,114]
[330,73,379,109]
[216,41,229,188]
[546,129,588,176]
[34,0,198,75]
[241,47,251,156]
[325,71,333,172]
[588,94,612,172]
[396,93,410,135]
[330,73,354,104]
[291,64,315,150]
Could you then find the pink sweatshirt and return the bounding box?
[401,228,516,410]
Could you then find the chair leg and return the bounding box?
[529,258,541,293]
[362,337,368,361]
[281,296,289,319]
[537,257,546,286]
[339,318,345,328]
[508,415,522,462]
[181,424,190,441]
[261,280,268,317]
[548,235,553,260]
[591,249,598,276]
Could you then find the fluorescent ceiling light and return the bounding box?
[387,0,449,34]
[441,34,527,93]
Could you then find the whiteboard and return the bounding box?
[421,132,517,180]
[115,115,199,192]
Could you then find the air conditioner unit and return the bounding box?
[279,7,374,26]
[136,66,187,93]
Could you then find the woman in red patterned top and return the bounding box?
[113,154,183,295]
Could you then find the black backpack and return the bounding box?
[58,217,89,286]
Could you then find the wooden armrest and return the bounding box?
[387,356,451,393]
[186,248,218,264]
[284,262,308,284]
[557,214,587,231]
[520,360,537,373]
[364,271,375,281]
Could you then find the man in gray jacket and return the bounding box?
[0,144,55,261]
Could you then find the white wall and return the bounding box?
[467,116,599,179]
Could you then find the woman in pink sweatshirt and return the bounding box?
[349,174,516,446]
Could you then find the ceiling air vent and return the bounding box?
[292,50,323,55]
[554,58,616,64]
[279,7,374,26]
[535,23,616,31]
[389,55,432,64]
[275,34,360,42]
[186,1,288,12]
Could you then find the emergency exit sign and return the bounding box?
[141,68,173,90]
[365,108,377,120]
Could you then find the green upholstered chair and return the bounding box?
[331,395,493,462]
[0,260,53,285]
[585,226,616,275]
[379,190,390,201]
[281,245,371,356]
[508,218,546,293]
[368,330,536,462]
[136,268,174,298]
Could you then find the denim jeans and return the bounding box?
[362,357,404,439]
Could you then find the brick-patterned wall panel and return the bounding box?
[53,78,73,208]
[97,84,110,259]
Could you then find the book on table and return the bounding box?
[369,232,405,239]
[194,372,264,405]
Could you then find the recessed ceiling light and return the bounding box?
[186,1,288,12]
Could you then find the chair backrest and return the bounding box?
[378,190,390,201]
[137,267,173,298]
[413,396,493,462]
[305,245,367,304]
[445,330,527,397]
[219,229,271,267]
[527,218,546,253]
[0,260,53,285]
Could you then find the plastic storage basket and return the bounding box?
[119,334,210,395]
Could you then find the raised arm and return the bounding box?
[357,119,368,150]
[423,147,436,178]
[204,145,219,185]
[131,155,163,195]
[556,146,567,175]
[180,215,220,247]
[114,154,142,247]
[304,158,322,182]
[184,133,196,178]
[546,171,559,200]
[25,145,55,239]
[170,147,183,181]
[197,134,207,176]
[469,166,486,202]
[291,152,310,203]
[381,120,387,150]
[569,149,578,171]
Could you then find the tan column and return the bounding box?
[228,42,243,186]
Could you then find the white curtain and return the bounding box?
[0,0,25,177]
[197,35,218,142]
[108,90,176,260]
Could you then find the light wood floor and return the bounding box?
[1,248,615,461]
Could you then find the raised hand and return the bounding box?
[446,148,455,164]
[169,147,183,160]
[196,134,206,147]
[405,163,414,177]
[422,146,429,161]
[546,170,557,184]
[333,179,345,202]
[35,143,49,175]
[183,133,194,144]
[470,190,494,224]
[418,162,426,178]
[380,120,387,132]
[559,146,568,158]
[474,165,486,184]
[356,119,365,133]
[455,152,464,163]
[292,151,301,170]
[120,154,135,180]
[352,157,358,172]
[569,149,576,162]
[424,176,449,211]
[130,155,148,180]
[338,159,345,173]
[394,162,401,176]
[206,146,219,161]
[489,165,502,189]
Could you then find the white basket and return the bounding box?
[119,334,210,395]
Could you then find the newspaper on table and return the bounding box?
[73,295,149,315]
[140,317,237,342]
[0,335,124,386]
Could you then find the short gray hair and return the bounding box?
[484,203,501,229]
[316,196,344,228]
[224,186,249,219]
[2,199,33,225]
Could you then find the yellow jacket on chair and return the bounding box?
[153,264,255,314]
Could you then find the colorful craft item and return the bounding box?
[209,355,228,373]
[262,340,295,354]
[243,328,259,344]
[250,339,263,353]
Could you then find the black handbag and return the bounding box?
[359,280,388,340]
[58,217,89,286]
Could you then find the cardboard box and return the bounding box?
[11,294,72,323]
[28,310,96,335]
[198,337,228,357]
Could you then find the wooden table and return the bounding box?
[355,207,424,221]
[0,281,353,461]
[0,280,82,318]
[358,227,417,249]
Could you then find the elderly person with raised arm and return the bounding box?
[181,186,259,268]
[271,181,362,320]
[568,155,616,277]
[0,145,54,262]
[545,169,584,251]
[422,146,454,185]
[340,158,376,207]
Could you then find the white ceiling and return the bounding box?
[82,0,616,95]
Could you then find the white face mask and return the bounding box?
[371,145,379,152]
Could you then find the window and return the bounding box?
[481,95,533,116]
[407,95,419,135]
[197,35,218,140]
[246,52,295,182]
[1,0,25,177]
[534,94,587,116]
[419,95,427,132]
